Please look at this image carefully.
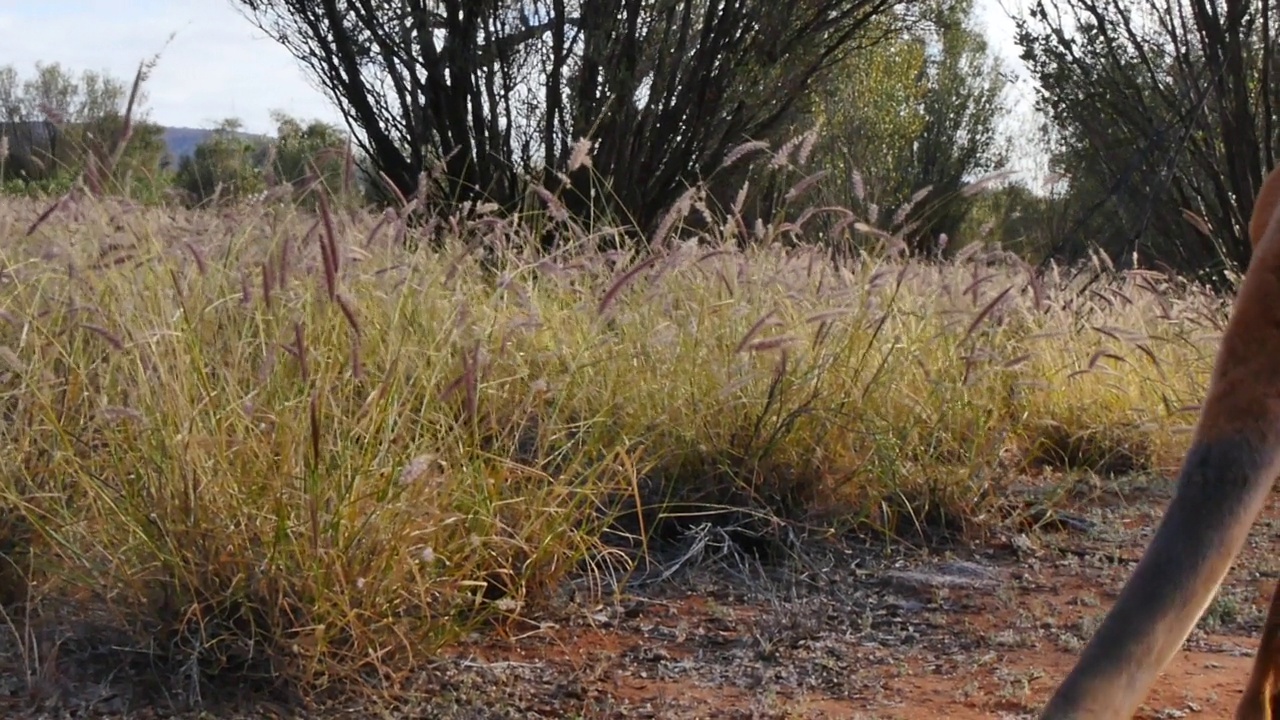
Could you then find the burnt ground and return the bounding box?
[2,471,1279,719]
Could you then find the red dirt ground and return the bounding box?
[414,474,1280,718]
[431,574,1267,718]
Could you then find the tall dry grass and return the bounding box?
[0,171,1228,700]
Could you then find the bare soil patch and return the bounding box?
[3,472,1278,719]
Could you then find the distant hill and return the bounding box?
[2,122,270,164]
[161,126,270,164]
[2,121,269,164]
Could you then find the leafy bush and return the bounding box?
[174,119,268,206]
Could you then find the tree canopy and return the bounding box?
[1015,0,1277,284]
[0,61,168,194]
[233,0,905,234]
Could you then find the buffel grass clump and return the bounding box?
[0,177,1224,704]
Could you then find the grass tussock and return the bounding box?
[0,183,1226,703]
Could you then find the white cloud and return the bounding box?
[0,0,343,135]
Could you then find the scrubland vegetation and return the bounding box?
[1,0,1274,711]
[0,142,1229,700]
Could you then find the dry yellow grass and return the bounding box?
[0,187,1227,699]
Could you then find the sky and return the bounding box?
[0,0,345,134]
[0,0,1044,171]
